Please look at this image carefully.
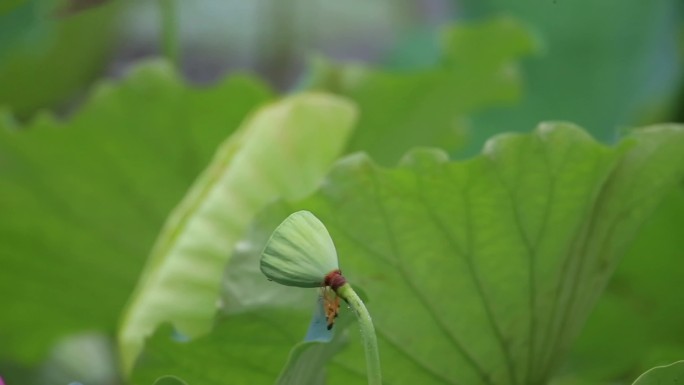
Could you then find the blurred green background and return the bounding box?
[1,0,683,384]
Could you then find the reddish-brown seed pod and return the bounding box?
[323,269,347,292]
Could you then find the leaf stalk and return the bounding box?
[336,283,382,385]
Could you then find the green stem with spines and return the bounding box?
[336,283,382,385]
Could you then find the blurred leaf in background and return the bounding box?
[0,0,123,119]
[306,16,537,165]
[0,0,50,58]
[452,0,684,152]
[0,61,271,383]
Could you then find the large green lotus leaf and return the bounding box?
[119,92,357,373]
[224,123,684,384]
[562,188,684,383]
[0,60,272,365]
[306,16,537,165]
[631,361,684,385]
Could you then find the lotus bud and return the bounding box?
[260,210,340,288]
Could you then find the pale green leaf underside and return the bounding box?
[226,123,684,385]
[632,360,684,385]
[119,93,357,373]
